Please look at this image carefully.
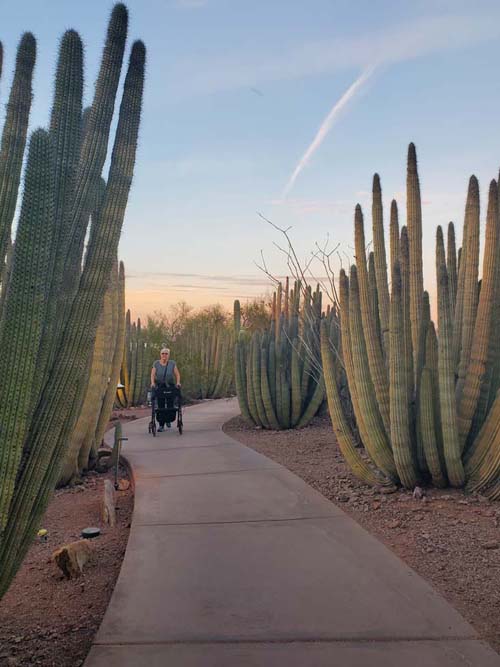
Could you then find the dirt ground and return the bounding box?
[0,463,133,667]
[224,413,500,654]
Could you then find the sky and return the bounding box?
[2,0,500,319]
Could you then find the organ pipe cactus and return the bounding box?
[371,174,390,359]
[458,181,499,448]
[354,205,390,434]
[0,33,36,286]
[234,280,331,430]
[406,143,424,388]
[456,177,480,403]
[389,263,419,487]
[321,143,499,496]
[0,5,145,597]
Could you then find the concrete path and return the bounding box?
[85,398,500,666]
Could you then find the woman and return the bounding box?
[151,348,181,431]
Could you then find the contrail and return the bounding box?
[282,65,376,199]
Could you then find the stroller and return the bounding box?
[148,384,183,436]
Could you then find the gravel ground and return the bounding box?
[0,464,133,667]
[224,413,500,655]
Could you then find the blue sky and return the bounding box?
[2,0,500,317]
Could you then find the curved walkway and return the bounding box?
[85,398,500,666]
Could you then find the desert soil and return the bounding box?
[0,458,133,666]
[224,412,500,654]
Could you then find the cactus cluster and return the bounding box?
[0,5,145,597]
[321,144,500,495]
[235,280,337,429]
[171,309,234,400]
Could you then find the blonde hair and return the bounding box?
[160,347,170,354]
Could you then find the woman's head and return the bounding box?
[160,347,170,359]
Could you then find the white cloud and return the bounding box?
[168,12,500,98]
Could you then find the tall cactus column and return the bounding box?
[0,14,145,597]
[0,33,36,285]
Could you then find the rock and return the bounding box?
[413,486,425,500]
[52,540,94,579]
[481,541,499,550]
[380,485,398,495]
[372,502,381,510]
[337,493,350,503]
[102,479,116,526]
[388,519,401,529]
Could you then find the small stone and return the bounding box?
[337,494,350,503]
[481,541,499,550]
[372,502,381,510]
[388,519,401,529]
[380,485,398,495]
[413,486,425,500]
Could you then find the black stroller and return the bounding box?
[148,384,183,436]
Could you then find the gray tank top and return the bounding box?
[154,359,176,385]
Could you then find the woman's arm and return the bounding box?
[174,365,181,386]
[151,365,156,387]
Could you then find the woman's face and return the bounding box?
[161,351,170,362]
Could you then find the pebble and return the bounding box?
[481,541,499,550]
[380,485,398,495]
